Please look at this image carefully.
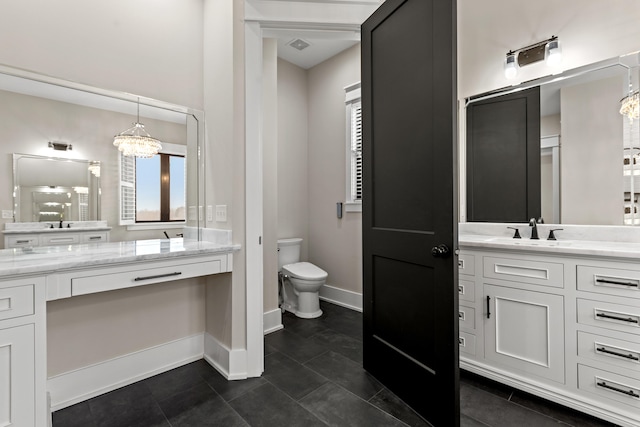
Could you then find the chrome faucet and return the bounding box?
[59,220,63,228]
[529,218,539,240]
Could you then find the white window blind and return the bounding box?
[119,152,135,224]
[345,82,362,211]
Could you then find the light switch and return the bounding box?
[207,205,213,222]
[216,205,227,222]
[1,210,13,219]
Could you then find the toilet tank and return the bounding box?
[277,238,302,270]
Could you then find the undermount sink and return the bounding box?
[486,237,573,247]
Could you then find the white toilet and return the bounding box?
[277,238,328,319]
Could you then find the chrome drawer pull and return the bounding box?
[134,272,182,281]
[458,285,464,295]
[16,240,30,244]
[458,311,465,321]
[596,346,640,361]
[596,381,640,399]
[89,236,102,240]
[596,312,639,324]
[458,337,465,346]
[596,278,639,288]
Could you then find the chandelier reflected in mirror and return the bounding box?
[113,99,162,158]
[620,90,639,123]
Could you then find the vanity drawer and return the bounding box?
[6,235,39,248]
[459,304,475,331]
[81,232,109,243]
[458,253,475,275]
[577,265,640,299]
[40,233,80,246]
[578,331,640,373]
[71,257,224,296]
[458,278,475,303]
[578,364,640,409]
[577,299,640,336]
[0,285,34,322]
[483,256,563,289]
[459,331,476,356]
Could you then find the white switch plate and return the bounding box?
[1,210,12,219]
[206,205,213,222]
[188,206,197,221]
[216,205,227,222]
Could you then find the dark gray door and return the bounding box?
[466,87,541,222]
[361,0,459,425]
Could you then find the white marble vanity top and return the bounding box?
[0,238,240,277]
[459,222,640,259]
[3,220,111,234]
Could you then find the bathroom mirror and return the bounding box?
[463,51,640,225]
[13,154,101,223]
[0,64,204,243]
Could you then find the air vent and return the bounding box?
[288,38,311,51]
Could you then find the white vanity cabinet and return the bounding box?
[0,276,47,427]
[459,246,640,427]
[4,229,110,248]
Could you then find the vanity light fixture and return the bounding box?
[48,141,72,151]
[503,36,562,79]
[113,98,162,158]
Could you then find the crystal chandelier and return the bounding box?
[113,99,162,158]
[620,90,639,123]
[88,161,101,178]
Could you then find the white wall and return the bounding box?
[308,45,362,294]
[561,76,624,224]
[0,0,204,109]
[277,59,309,261]
[458,0,640,99]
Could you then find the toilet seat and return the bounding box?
[282,262,327,281]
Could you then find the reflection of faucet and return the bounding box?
[529,218,539,240]
[59,220,63,228]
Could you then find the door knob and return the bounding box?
[431,244,451,258]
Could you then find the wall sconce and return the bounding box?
[48,141,72,151]
[504,36,562,79]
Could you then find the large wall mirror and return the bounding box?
[463,51,640,225]
[0,65,204,246]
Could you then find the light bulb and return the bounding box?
[504,53,518,79]
[546,39,562,67]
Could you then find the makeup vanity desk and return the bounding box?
[0,238,238,427]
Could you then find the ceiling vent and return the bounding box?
[288,38,311,51]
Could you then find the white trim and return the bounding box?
[319,284,362,312]
[344,201,362,212]
[263,308,284,334]
[47,334,204,412]
[126,222,186,231]
[203,333,248,381]
[159,142,187,156]
[244,20,265,379]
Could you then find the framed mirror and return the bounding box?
[13,154,101,223]
[0,64,204,244]
[462,51,640,225]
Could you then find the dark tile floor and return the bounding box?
[52,301,620,427]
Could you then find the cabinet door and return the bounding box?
[484,284,564,383]
[0,324,35,426]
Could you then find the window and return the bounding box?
[119,143,186,226]
[345,82,362,212]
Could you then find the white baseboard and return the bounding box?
[263,308,283,335]
[48,334,204,412]
[203,332,248,380]
[319,284,362,312]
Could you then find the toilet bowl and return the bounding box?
[277,238,328,319]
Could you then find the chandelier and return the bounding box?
[620,90,639,123]
[113,99,162,158]
[88,161,101,178]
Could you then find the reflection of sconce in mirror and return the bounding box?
[620,90,639,123]
[88,161,101,178]
[73,187,89,194]
[504,36,562,79]
[48,141,72,151]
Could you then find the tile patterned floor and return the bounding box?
[52,301,620,427]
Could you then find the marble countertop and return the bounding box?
[459,223,640,259]
[0,238,240,277]
[3,227,112,234]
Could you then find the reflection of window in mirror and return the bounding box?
[119,143,186,225]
